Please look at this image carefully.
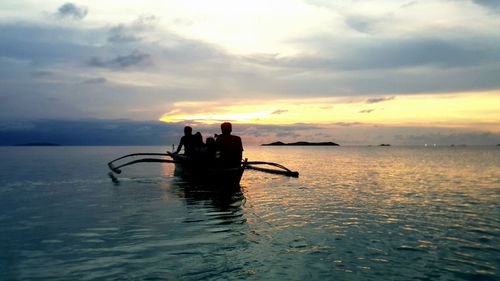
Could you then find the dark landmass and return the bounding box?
[15,142,62,146]
[379,144,391,146]
[262,141,339,146]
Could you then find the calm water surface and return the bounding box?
[0,146,499,280]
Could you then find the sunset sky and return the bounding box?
[1,0,499,145]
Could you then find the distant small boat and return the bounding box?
[379,144,391,146]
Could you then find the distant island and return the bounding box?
[379,144,391,146]
[15,142,62,146]
[262,141,339,146]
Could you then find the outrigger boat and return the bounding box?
[107,152,299,189]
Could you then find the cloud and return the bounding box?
[0,22,245,120]
[56,3,88,20]
[359,109,375,114]
[108,25,142,43]
[82,77,107,84]
[107,15,158,43]
[0,120,328,145]
[333,122,362,127]
[88,50,152,69]
[472,0,500,11]
[401,1,418,8]
[0,119,183,146]
[31,70,54,77]
[0,24,97,64]
[0,90,88,120]
[366,96,395,104]
[2,119,497,146]
[345,16,381,34]
[272,109,288,115]
[1,3,500,125]
[256,37,500,71]
[276,131,301,138]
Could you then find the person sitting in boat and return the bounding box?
[215,122,243,168]
[174,126,197,156]
[203,137,217,162]
[193,132,204,152]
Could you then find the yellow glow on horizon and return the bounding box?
[161,110,275,124]
[160,91,500,130]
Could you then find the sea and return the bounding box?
[0,146,499,281]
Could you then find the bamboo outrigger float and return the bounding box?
[107,152,299,188]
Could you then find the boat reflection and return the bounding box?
[171,179,246,224]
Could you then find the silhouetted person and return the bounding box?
[174,126,196,156]
[215,122,243,168]
[193,132,204,152]
[204,137,217,163]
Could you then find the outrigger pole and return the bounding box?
[245,161,299,177]
[108,158,177,174]
[107,152,299,181]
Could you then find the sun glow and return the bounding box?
[160,91,500,130]
[160,110,275,124]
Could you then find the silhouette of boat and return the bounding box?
[169,153,246,190]
[107,152,298,189]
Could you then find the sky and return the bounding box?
[0,0,499,145]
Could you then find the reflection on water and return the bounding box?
[241,146,500,280]
[0,146,499,280]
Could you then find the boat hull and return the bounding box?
[170,154,245,190]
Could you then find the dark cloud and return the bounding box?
[1,119,498,146]
[345,16,378,33]
[235,35,500,96]
[251,37,500,72]
[260,60,500,97]
[88,50,152,69]
[56,3,88,20]
[107,15,158,43]
[366,96,395,104]
[108,25,142,43]
[0,90,87,120]
[0,119,182,146]
[0,120,326,146]
[0,24,98,64]
[0,23,222,72]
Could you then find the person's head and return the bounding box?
[184,126,193,136]
[206,137,216,147]
[194,132,203,143]
[220,122,232,135]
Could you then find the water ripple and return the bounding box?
[1,146,499,280]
